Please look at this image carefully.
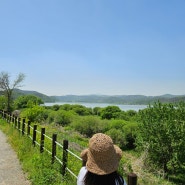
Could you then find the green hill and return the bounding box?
[12,89,56,102]
[1,89,184,104]
[54,94,185,105]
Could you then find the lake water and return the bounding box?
[43,102,148,111]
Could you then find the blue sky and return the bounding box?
[0,0,185,96]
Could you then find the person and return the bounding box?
[77,133,127,185]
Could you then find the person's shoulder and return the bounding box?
[77,166,87,182]
[79,166,87,174]
[77,167,87,185]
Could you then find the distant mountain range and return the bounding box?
[10,89,185,105]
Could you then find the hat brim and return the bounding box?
[80,148,88,162]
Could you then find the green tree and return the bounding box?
[0,72,25,112]
[105,120,138,149]
[101,106,121,119]
[20,105,48,122]
[71,104,92,116]
[14,95,44,109]
[137,102,185,178]
[93,107,102,116]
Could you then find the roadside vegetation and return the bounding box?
[1,92,185,184]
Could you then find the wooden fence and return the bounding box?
[0,110,137,185]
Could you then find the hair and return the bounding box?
[84,171,124,185]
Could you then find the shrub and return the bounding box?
[71,116,107,137]
[105,119,127,131]
[101,106,122,119]
[54,110,76,126]
[14,95,44,109]
[106,128,126,148]
[122,122,138,149]
[137,101,185,181]
[20,105,48,122]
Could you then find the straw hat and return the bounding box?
[80,133,122,175]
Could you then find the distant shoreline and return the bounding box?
[43,102,148,111]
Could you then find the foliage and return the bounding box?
[137,101,185,182]
[105,120,138,150]
[69,104,93,116]
[20,105,48,122]
[116,111,130,120]
[106,128,126,148]
[105,119,127,131]
[126,110,137,117]
[45,108,78,126]
[122,122,138,149]
[46,104,93,116]
[0,95,6,110]
[47,110,57,124]
[51,104,60,111]
[100,105,122,119]
[54,110,76,126]
[14,94,44,109]
[92,107,103,116]
[71,116,108,137]
[0,71,25,112]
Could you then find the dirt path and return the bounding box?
[0,130,31,185]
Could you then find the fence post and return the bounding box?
[12,115,15,125]
[27,120,31,136]
[6,112,9,122]
[3,111,6,120]
[6,112,8,122]
[15,117,18,128]
[33,125,37,147]
[11,114,14,123]
[127,173,137,185]
[3,110,5,119]
[13,115,16,124]
[7,113,10,123]
[18,118,21,132]
[62,140,68,175]
[40,128,45,153]
[22,118,25,135]
[52,134,57,164]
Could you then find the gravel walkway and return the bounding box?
[0,130,31,185]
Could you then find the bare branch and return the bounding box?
[13,73,26,89]
[0,72,10,91]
